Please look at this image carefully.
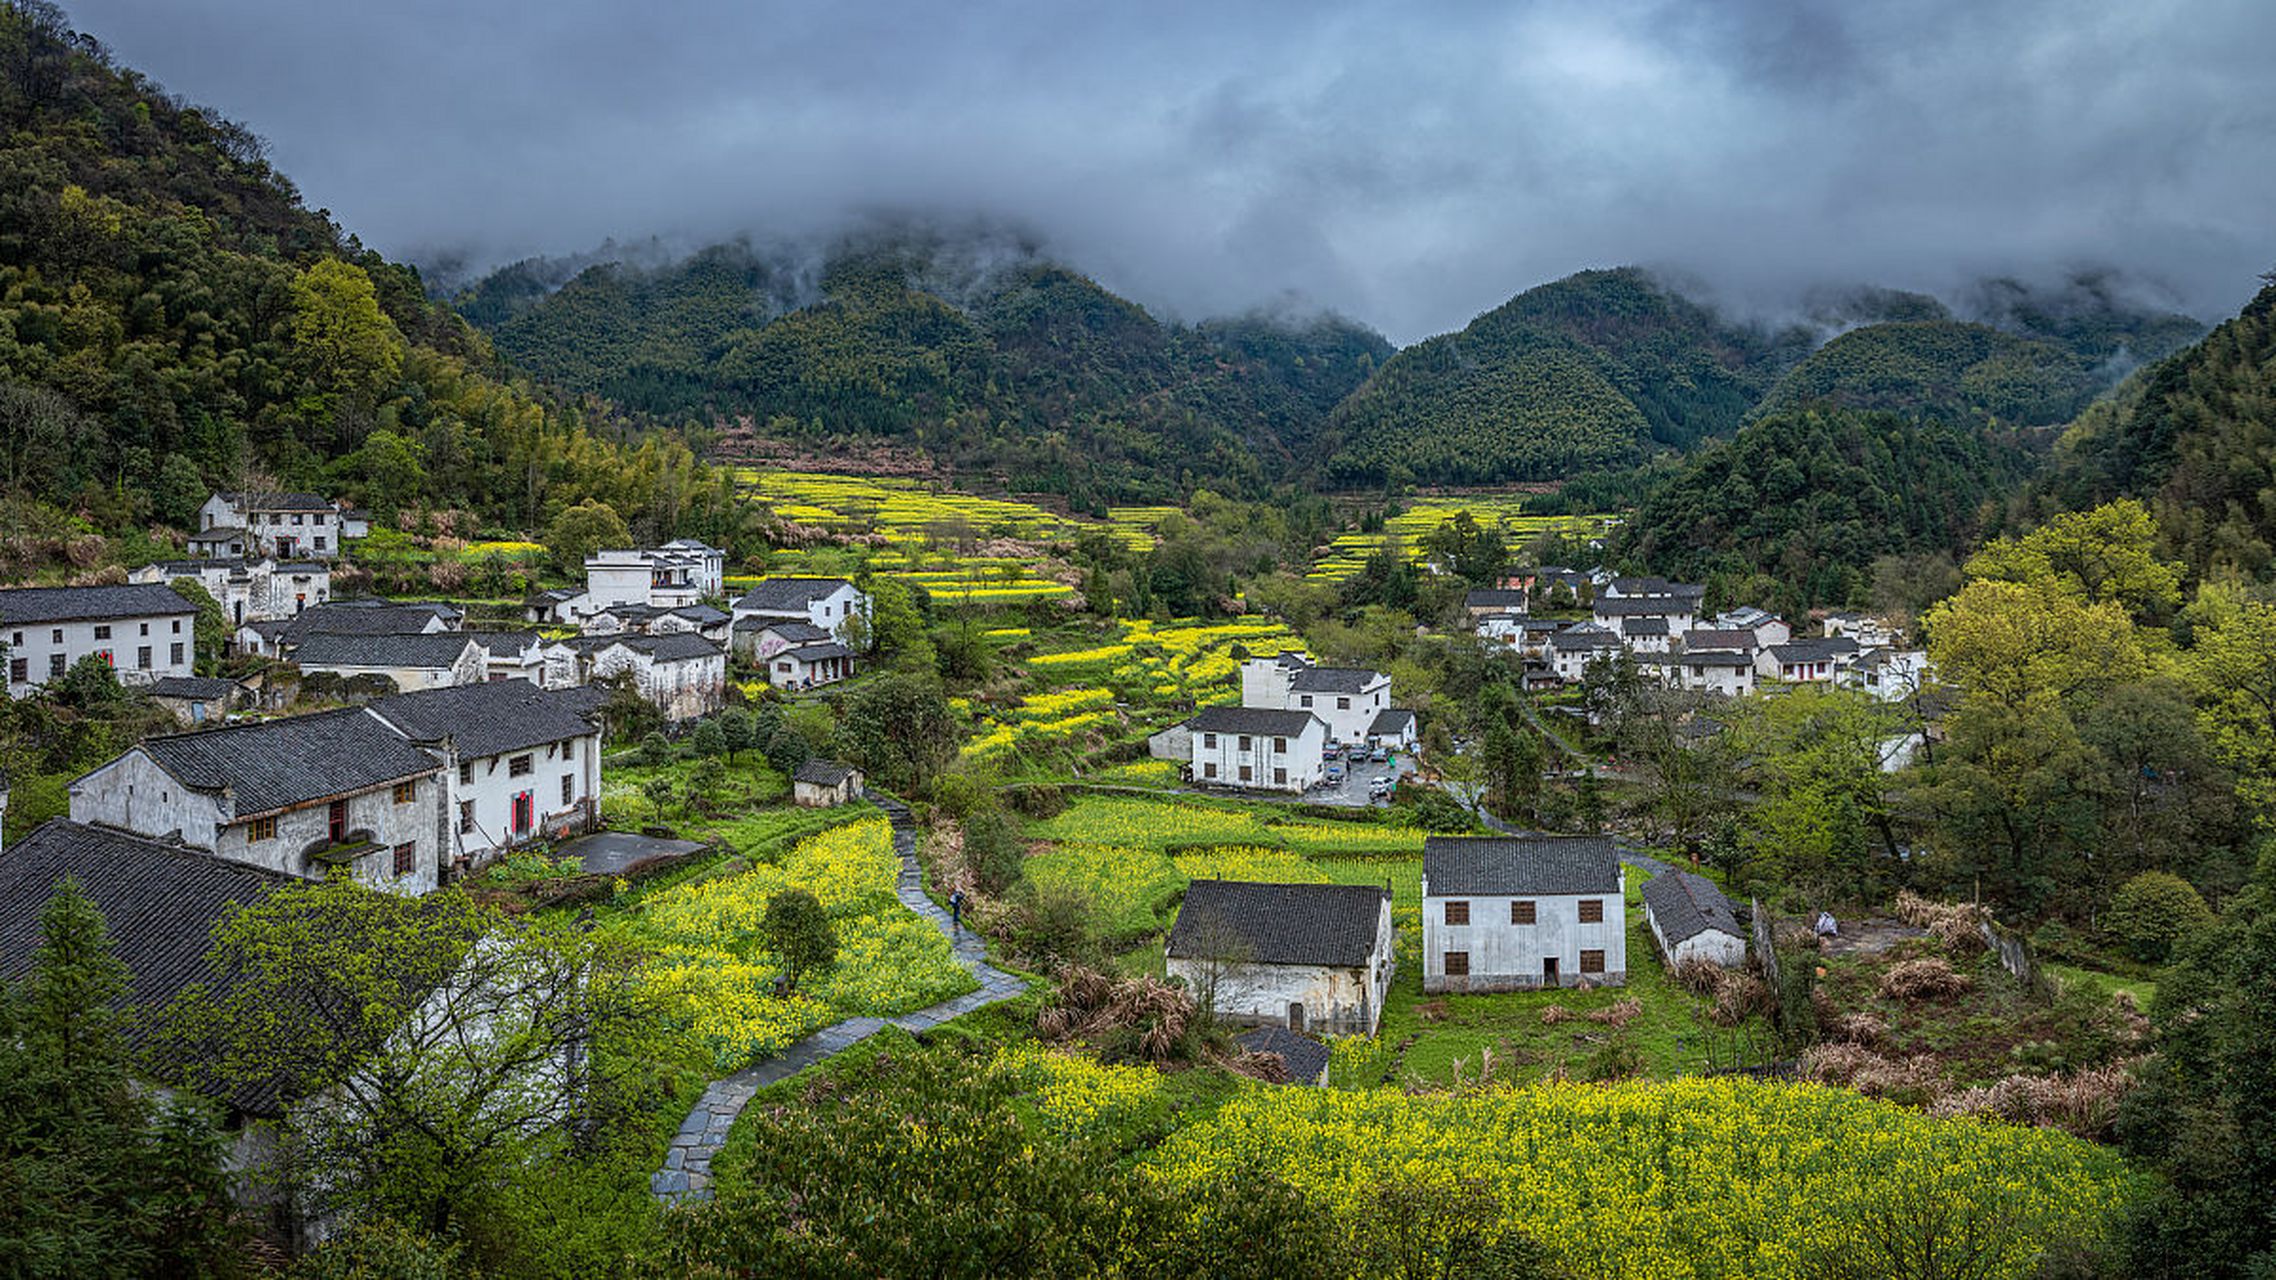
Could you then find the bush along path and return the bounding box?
[651,794,1028,1202]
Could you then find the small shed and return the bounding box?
[147,674,244,726]
[1641,868,1746,968]
[791,758,863,807]
[1236,1025,1332,1086]
[1166,879,1394,1036]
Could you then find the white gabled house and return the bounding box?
[130,557,331,627]
[1237,653,1392,745]
[1823,612,1900,649]
[291,632,487,692]
[791,759,864,807]
[1844,648,1932,702]
[1668,649,1758,697]
[1592,596,1699,640]
[195,491,354,560]
[1368,708,1419,753]
[369,682,603,873]
[1546,626,1622,683]
[730,577,870,640]
[1166,879,1395,1036]
[573,633,726,723]
[67,707,449,893]
[580,543,726,616]
[1641,868,1746,968]
[765,641,857,690]
[0,585,200,698]
[1422,835,1627,991]
[1757,637,1861,684]
[731,617,830,663]
[1186,706,1327,792]
[1712,607,1791,647]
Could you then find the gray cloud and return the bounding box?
[63,0,2276,343]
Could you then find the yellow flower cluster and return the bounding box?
[984,627,1032,639]
[1034,798,1269,850]
[994,1043,1163,1139]
[628,818,974,1067]
[1030,643,1136,668]
[1172,845,1330,884]
[1089,759,1181,787]
[736,469,1151,552]
[1269,821,1428,856]
[1016,687,1116,719]
[1306,497,1614,581]
[1023,843,1189,936]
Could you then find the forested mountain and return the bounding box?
[2043,280,2276,579]
[1751,320,2102,427]
[1617,408,2031,612]
[0,3,740,565]
[462,233,1393,505]
[1318,268,1811,486]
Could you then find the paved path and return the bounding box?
[651,795,1028,1202]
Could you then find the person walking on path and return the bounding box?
[949,889,967,931]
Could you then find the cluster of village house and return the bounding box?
[1146,651,1419,793]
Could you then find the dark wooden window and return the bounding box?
[1512,900,1536,924]
[248,816,277,842]
[169,643,183,664]
[1579,898,1605,923]
[1273,767,1287,786]
[1444,900,1470,926]
[328,800,348,842]
[393,843,416,876]
[509,754,534,777]
[460,761,474,785]
[1580,949,1606,974]
[1202,733,1217,748]
[459,800,475,833]
[1443,951,1470,976]
[1203,763,1218,778]
[1238,735,1252,750]
[562,775,575,805]
[1238,765,1253,782]
[393,781,416,804]
[1273,736,1287,753]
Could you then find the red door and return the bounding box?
[511,792,533,834]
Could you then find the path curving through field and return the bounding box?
[650,795,1027,1203]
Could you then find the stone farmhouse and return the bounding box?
[1185,706,1328,792]
[1,584,198,698]
[1422,835,1627,992]
[1166,879,1395,1035]
[730,577,870,636]
[791,758,864,807]
[1641,868,1746,968]
[571,632,727,723]
[368,682,602,872]
[69,707,451,893]
[291,632,488,692]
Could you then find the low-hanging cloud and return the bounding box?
[63,0,2276,343]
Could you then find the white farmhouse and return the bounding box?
[369,682,602,873]
[730,577,870,639]
[1186,706,1327,792]
[1166,879,1395,1035]
[580,542,726,615]
[1545,626,1623,683]
[1,584,199,698]
[574,633,726,723]
[1823,612,1900,648]
[292,632,487,692]
[1593,596,1699,641]
[1712,607,1791,647]
[731,618,830,664]
[148,674,246,726]
[1845,648,1932,702]
[1641,868,1746,968]
[1421,835,1627,991]
[1667,649,1758,697]
[1284,666,1392,745]
[68,706,448,893]
[791,759,864,807]
[1463,588,1529,617]
[1758,637,1860,683]
[195,491,352,560]
[130,557,331,627]
[764,640,857,690]
[1367,708,1419,754]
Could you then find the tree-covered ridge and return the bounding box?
[1750,320,2105,428]
[1320,267,1808,487]
[1617,407,2030,612]
[0,2,738,552]
[2045,282,2276,580]
[468,234,1392,505]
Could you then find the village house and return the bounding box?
[369,682,603,872]
[573,632,727,723]
[1186,706,1328,792]
[275,599,461,648]
[764,639,858,690]
[1,584,199,698]
[1546,626,1623,682]
[1368,707,1419,754]
[1641,868,1747,968]
[1823,612,1900,648]
[195,491,356,560]
[1165,879,1395,1035]
[580,542,726,616]
[523,586,587,625]
[1758,636,1861,683]
[68,707,449,893]
[791,758,864,807]
[130,557,331,627]
[731,617,830,663]
[292,632,488,691]
[1240,652,1392,745]
[1463,587,1529,617]
[1473,611,1525,646]
[1662,648,1759,697]
[1712,607,1791,647]
[1421,835,1628,991]
[1680,627,1760,657]
[583,603,732,644]
[1845,648,1933,701]
[148,674,247,726]
[1599,575,1706,604]
[730,577,871,637]
[1592,595,1699,640]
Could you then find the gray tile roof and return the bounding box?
[149,675,240,700]
[604,633,724,662]
[1678,650,1757,668]
[1369,708,1417,735]
[135,707,441,816]
[1237,1026,1331,1085]
[1768,638,1861,665]
[0,584,197,626]
[464,631,544,655]
[1683,629,1760,652]
[1189,707,1323,737]
[217,490,334,511]
[738,619,832,642]
[734,577,854,612]
[1595,597,1694,617]
[1549,628,1622,651]
[1423,835,1622,896]
[792,758,857,787]
[1609,577,1706,599]
[1288,666,1383,694]
[0,820,292,1111]
[1623,616,1669,636]
[1465,589,1529,609]
[786,642,855,662]
[671,604,729,624]
[1168,879,1388,968]
[1642,869,1743,946]
[293,632,480,671]
[371,682,600,760]
[280,601,449,640]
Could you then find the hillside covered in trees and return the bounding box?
[0,2,740,564]
[463,233,1394,507]
[1617,408,2032,613]
[2042,280,2276,580]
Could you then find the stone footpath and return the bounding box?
[651,796,1027,1202]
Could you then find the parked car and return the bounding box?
[1325,766,1345,784]
[1371,746,1391,763]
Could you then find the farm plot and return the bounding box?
[1308,495,1613,582]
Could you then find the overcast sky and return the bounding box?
[64,0,2276,344]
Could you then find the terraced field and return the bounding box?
[1308,495,1615,581]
